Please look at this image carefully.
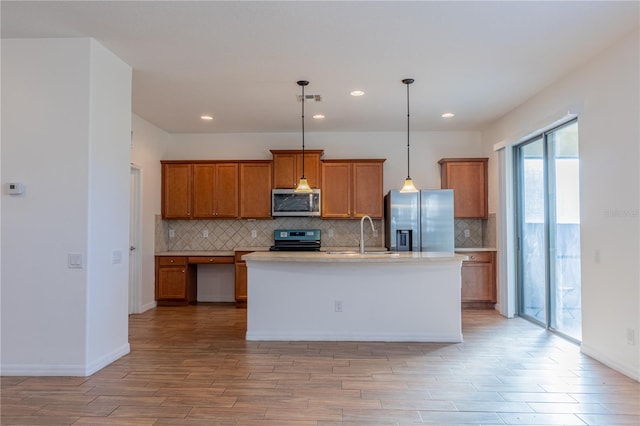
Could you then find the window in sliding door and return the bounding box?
[515,119,581,342]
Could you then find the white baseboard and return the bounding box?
[1,343,130,377]
[581,343,640,381]
[246,331,463,343]
[84,343,131,376]
[139,300,157,313]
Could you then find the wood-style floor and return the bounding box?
[2,305,638,425]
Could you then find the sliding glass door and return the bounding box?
[515,120,581,341]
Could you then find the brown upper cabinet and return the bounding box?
[161,161,239,219]
[438,158,488,218]
[192,163,239,218]
[271,149,323,189]
[321,160,384,219]
[162,163,193,219]
[239,161,272,219]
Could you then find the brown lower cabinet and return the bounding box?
[459,251,496,309]
[234,251,252,308]
[155,256,196,305]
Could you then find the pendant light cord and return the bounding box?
[406,81,411,180]
[300,82,306,179]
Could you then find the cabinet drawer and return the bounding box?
[461,252,493,263]
[187,256,234,264]
[157,256,187,266]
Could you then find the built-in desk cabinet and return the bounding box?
[459,251,496,309]
[321,160,384,219]
[155,255,234,306]
[438,158,489,218]
[271,150,323,189]
[155,256,196,305]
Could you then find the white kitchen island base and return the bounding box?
[244,252,465,342]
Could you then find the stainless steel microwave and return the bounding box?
[271,189,321,217]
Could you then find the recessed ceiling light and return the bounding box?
[350,90,365,97]
[441,113,455,118]
[200,115,213,121]
[313,114,325,119]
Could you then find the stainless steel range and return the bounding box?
[269,229,321,252]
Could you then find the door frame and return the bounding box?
[129,165,143,314]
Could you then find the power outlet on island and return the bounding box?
[334,300,343,312]
[627,328,636,346]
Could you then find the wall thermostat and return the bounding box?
[7,182,25,195]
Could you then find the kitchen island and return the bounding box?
[243,251,466,342]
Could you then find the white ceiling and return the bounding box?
[2,1,638,134]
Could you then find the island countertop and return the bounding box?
[243,251,467,263]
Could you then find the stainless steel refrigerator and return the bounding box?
[384,189,454,252]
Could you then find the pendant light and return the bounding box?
[400,78,419,193]
[294,80,313,193]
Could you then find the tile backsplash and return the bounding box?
[454,213,496,248]
[155,213,496,252]
[155,215,383,252]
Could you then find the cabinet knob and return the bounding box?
[181,269,185,273]
[470,255,476,260]
[170,259,174,263]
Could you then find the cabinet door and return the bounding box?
[235,262,248,305]
[214,163,239,218]
[461,262,494,302]
[352,162,383,218]
[273,153,297,189]
[440,160,488,218]
[162,163,192,219]
[193,163,238,218]
[297,152,322,188]
[192,164,215,218]
[321,162,352,218]
[157,266,187,300]
[239,162,272,218]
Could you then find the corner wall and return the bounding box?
[482,29,640,379]
[1,38,132,375]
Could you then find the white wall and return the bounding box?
[482,29,640,379]
[131,114,170,311]
[167,131,483,193]
[1,38,132,376]
[85,40,133,373]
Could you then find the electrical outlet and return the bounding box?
[464,229,470,238]
[251,229,257,238]
[334,300,343,312]
[373,228,378,237]
[202,229,209,238]
[328,228,334,237]
[169,229,175,238]
[627,328,636,345]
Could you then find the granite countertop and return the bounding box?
[454,247,497,252]
[243,251,467,264]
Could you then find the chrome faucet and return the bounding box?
[360,215,375,254]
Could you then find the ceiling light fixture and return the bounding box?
[295,80,312,193]
[441,112,455,118]
[350,90,365,97]
[400,78,418,193]
[200,115,213,120]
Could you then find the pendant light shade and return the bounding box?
[400,78,419,193]
[295,80,313,193]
